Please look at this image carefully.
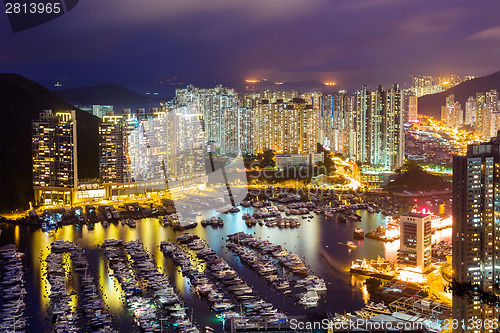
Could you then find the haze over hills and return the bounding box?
[418,71,500,120]
[0,73,99,212]
[54,82,157,108]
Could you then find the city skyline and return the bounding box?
[3,0,500,331]
[1,0,500,94]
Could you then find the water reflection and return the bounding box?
[0,208,453,331]
[98,252,125,314]
[14,225,20,248]
[384,240,399,263]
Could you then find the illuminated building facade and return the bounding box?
[441,94,463,129]
[476,92,485,135]
[174,85,251,155]
[259,90,298,104]
[32,110,78,205]
[404,93,418,123]
[275,153,324,169]
[253,98,319,155]
[98,108,207,199]
[99,114,125,183]
[319,93,356,160]
[355,84,404,170]
[484,90,499,139]
[453,139,500,330]
[411,74,474,97]
[397,212,432,274]
[465,96,476,125]
[127,108,206,182]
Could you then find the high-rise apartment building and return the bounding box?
[127,108,206,182]
[453,138,500,331]
[484,90,499,139]
[253,98,319,155]
[397,212,432,274]
[32,110,78,205]
[476,92,485,135]
[411,74,474,97]
[441,94,463,129]
[98,107,207,198]
[99,114,125,184]
[355,84,404,170]
[174,85,250,155]
[319,93,356,160]
[404,93,418,123]
[465,96,476,126]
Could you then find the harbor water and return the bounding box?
[0,208,451,331]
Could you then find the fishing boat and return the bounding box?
[324,211,334,219]
[298,290,319,307]
[353,228,365,239]
[346,241,357,249]
[228,206,240,213]
[338,214,347,223]
[212,302,235,311]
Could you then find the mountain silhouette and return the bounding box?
[0,73,99,212]
[418,71,500,120]
[54,83,154,107]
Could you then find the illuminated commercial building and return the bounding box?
[452,138,500,330]
[397,212,432,275]
[32,110,78,205]
[355,84,404,170]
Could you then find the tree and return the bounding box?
[261,149,275,168]
[448,279,500,306]
[365,278,383,294]
[387,160,447,192]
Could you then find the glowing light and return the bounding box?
[324,82,336,86]
[245,79,260,83]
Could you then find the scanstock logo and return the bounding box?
[4,0,80,32]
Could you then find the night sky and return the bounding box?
[1,0,500,94]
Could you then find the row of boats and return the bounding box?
[45,250,79,332]
[242,213,303,228]
[160,214,198,230]
[101,239,199,332]
[0,245,27,332]
[226,243,291,295]
[226,232,327,307]
[200,216,224,228]
[49,240,117,332]
[119,219,136,228]
[162,235,287,324]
